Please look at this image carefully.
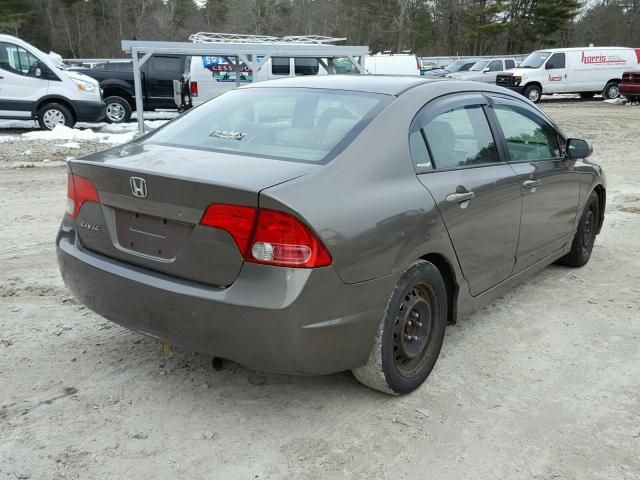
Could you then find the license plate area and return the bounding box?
[114,208,191,260]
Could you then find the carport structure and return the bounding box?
[121,33,369,135]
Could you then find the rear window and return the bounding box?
[146,88,388,163]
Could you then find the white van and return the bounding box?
[364,53,421,76]
[0,34,104,129]
[496,46,640,102]
[180,55,329,108]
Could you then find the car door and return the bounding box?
[410,93,522,296]
[543,52,568,92]
[144,56,183,108]
[482,59,505,83]
[0,41,49,118]
[487,95,580,272]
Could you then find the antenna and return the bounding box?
[189,32,346,45]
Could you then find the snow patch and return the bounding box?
[604,98,627,105]
[22,124,136,145]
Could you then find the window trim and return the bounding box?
[0,42,43,79]
[409,92,508,174]
[485,94,565,163]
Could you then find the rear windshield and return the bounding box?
[146,88,388,163]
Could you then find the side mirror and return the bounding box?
[482,67,490,73]
[35,67,42,77]
[566,138,592,159]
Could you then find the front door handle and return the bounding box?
[522,179,541,191]
[446,191,475,208]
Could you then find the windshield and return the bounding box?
[446,59,470,72]
[520,51,551,69]
[469,60,490,72]
[146,88,388,163]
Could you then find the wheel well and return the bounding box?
[605,78,620,85]
[524,81,542,91]
[420,253,458,324]
[102,88,134,107]
[594,185,606,233]
[35,98,76,122]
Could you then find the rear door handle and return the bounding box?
[446,191,475,204]
[522,179,541,190]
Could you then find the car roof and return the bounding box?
[535,47,632,53]
[244,75,442,96]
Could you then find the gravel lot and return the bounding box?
[1,100,639,480]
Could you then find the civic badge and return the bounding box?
[130,177,147,198]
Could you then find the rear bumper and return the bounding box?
[57,229,397,375]
[620,83,640,97]
[72,100,106,123]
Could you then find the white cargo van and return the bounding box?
[496,46,640,102]
[0,35,104,129]
[364,53,421,75]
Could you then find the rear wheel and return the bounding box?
[352,260,447,395]
[579,92,596,99]
[523,84,542,103]
[37,103,74,130]
[104,96,132,123]
[603,81,620,100]
[557,191,600,267]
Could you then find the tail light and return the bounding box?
[66,173,99,219]
[200,204,332,268]
[190,81,198,97]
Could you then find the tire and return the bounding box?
[352,260,448,395]
[603,81,620,100]
[556,191,600,267]
[37,103,74,130]
[104,96,132,123]
[522,84,542,103]
[579,92,596,99]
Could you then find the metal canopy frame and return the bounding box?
[121,39,369,135]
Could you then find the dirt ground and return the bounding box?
[1,100,639,480]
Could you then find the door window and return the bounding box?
[487,60,503,72]
[505,59,515,69]
[545,53,565,70]
[492,104,561,161]
[271,57,290,75]
[150,56,181,74]
[294,58,319,75]
[422,105,499,169]
[409,131,432,171]
[0,42,40,77]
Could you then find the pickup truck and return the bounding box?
[73,55,186,123]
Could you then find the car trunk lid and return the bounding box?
[69,143,318,286]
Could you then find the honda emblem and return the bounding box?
[130,177,148,198]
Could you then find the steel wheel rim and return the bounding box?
[43,109,65,129]
[106,102,125,122]
[528,89,540,102]
[582,206,596,255]
[607,85,620,99]
[392,283,437,377]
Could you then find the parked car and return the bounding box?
[0,34,104,129]
[57,75,605,395]
[620,70,640,101]
[496,47,640,102]
[446,58,517,83]
[422,58,481,78]
[74,56,187,123]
